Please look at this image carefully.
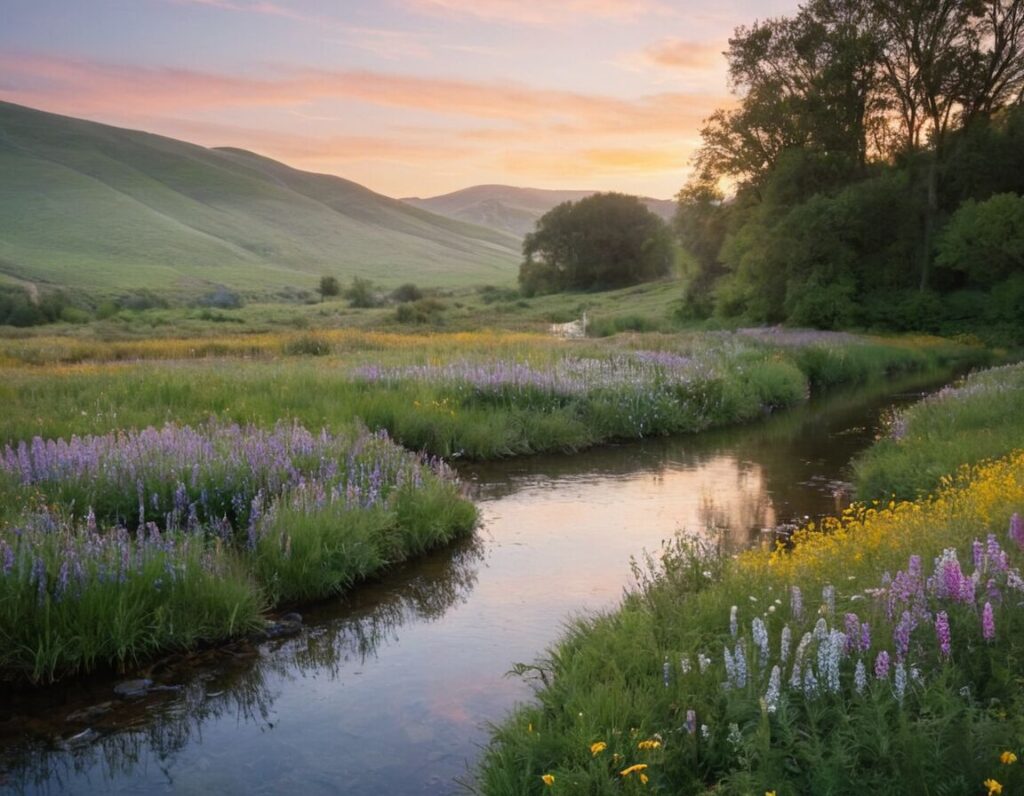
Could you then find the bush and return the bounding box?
[344,277,380,308]
[282,334,332,356]
[198,286,244,309]
[395,297,446,324]
[390,283,424,303]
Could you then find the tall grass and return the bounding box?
[476,452,1024,795]
[854,362,1024,500]
[0,332,985,460]
[0,422,477,683]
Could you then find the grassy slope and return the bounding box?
[403,184,677,238]
[0,102,520,296]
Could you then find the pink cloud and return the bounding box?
[641,38,724,70]
[402,0,674,25]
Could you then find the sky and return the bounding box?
[1,0,799,199]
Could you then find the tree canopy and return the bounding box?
[677,0,1024,340]
[519,193,675,296]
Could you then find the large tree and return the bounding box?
[519,194,675,295]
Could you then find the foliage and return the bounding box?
[344,276,380,308]
[519,194,675,296]
[390,283,424,303]
[0,287,75,328]
[197,286,244,309]
[318,275,341,300]
[935,193,1024,285]
[677,0,1024,340]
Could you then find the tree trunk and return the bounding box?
[920,154,938,291]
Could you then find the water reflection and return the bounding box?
[0,372,951,795]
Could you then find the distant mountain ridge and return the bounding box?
[403,185,677,239]
[0,102,520,297]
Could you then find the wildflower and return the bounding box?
[860,622,871,653]
[844,613,860,654]
[875,650,891,680]
[685,710,697,735]
[541,774,555,786]
[766,792,777,796]
[700,724,710,740]
[733,640,748,688]
[679,656,691,674]
[727,724,742,749]
[764,665,781,714]
[790,632,812,689]
[893,610,915,661]
[663,657,671,688]
[1000,751,1017,765]
[620,764,649,777]
[802,666,819,699]
[730,605,738,638]
[935,611,951,660]
[790,585,803,621]
[1010,513,1024,550]
[640,773,649,785]
[822,584,835,617]
[894,662,906,704]
[638,739,661,750]
[780,625,792,666]
[590,741,607,756]
[982,601,996,641]
[752,617,769,667]
[854,659,867,694]
[698,653,711,673]
[983,778,1003,795]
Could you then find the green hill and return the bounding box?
[403,184,677,238]
[0,102,520,297]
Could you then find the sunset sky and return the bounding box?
[2,0,799,199]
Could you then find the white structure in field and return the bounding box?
[549,311,587,339]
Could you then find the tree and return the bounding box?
[518,193,675,296]
[935,192,1024,284]
[343,277,379,308]
[318,275,340,301]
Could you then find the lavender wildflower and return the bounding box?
[729,605,738,638]
[764,665,781,714]
[854,659,867,694]
[780,625,792,666]
[752,617,769,667]
[790,632,812,689]
[935,610,951,660]
[685,710,697,735]
[894,662,907,704]
[822,584,835,618]
[860,622,871,653]
[1010,513,1024,550]
[982,601,996,641]
[733,640,748,689]
[663,657,671,688]
[893,610,915,661]
[802,666,819,699]
[790,585,803,621]
[844,613,860,654]
[1,540,13,576]
[875,650,891,680]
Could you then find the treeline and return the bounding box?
[678,0,1024,340]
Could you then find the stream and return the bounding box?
[0,372,952,795]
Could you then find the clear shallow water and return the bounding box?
[0,374,950,795]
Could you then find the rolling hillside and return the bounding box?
[403,185,677,238]
[0,102,520,296]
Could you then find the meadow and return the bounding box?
[477,447,1024,795]
[854,362,1024,501]
[0,324,989,684]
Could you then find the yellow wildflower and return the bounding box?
[766,791,777,796]
[637,739,661,750]
[541,773,555,786]
[620,764,649,777]
[590,741,607,756]
[984,778,1003,795]
[1000,751,1017,765]
[640,773,649,785]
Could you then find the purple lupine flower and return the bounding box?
[908,555,922,580]
[987,578,1003,605]
[987,534,1008,573]
[764,666,781,714]
[972,539,985,572]
[844,613,860,654]
[54,560,70,602]
[31,556,47,605]
[874,650,891,680]
[860,622,871,653]
[935,611,951,660]
[1010,513,1024,550]
[1,541,13,576]
[685,709,697,735]
[729,605,738,638]
[893,611,915,661]
[982,601,996,641]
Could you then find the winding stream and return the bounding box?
[0,373,951,795]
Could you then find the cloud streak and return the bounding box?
[402,0,674,25]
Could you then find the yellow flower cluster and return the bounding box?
[738,450,1024,589]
